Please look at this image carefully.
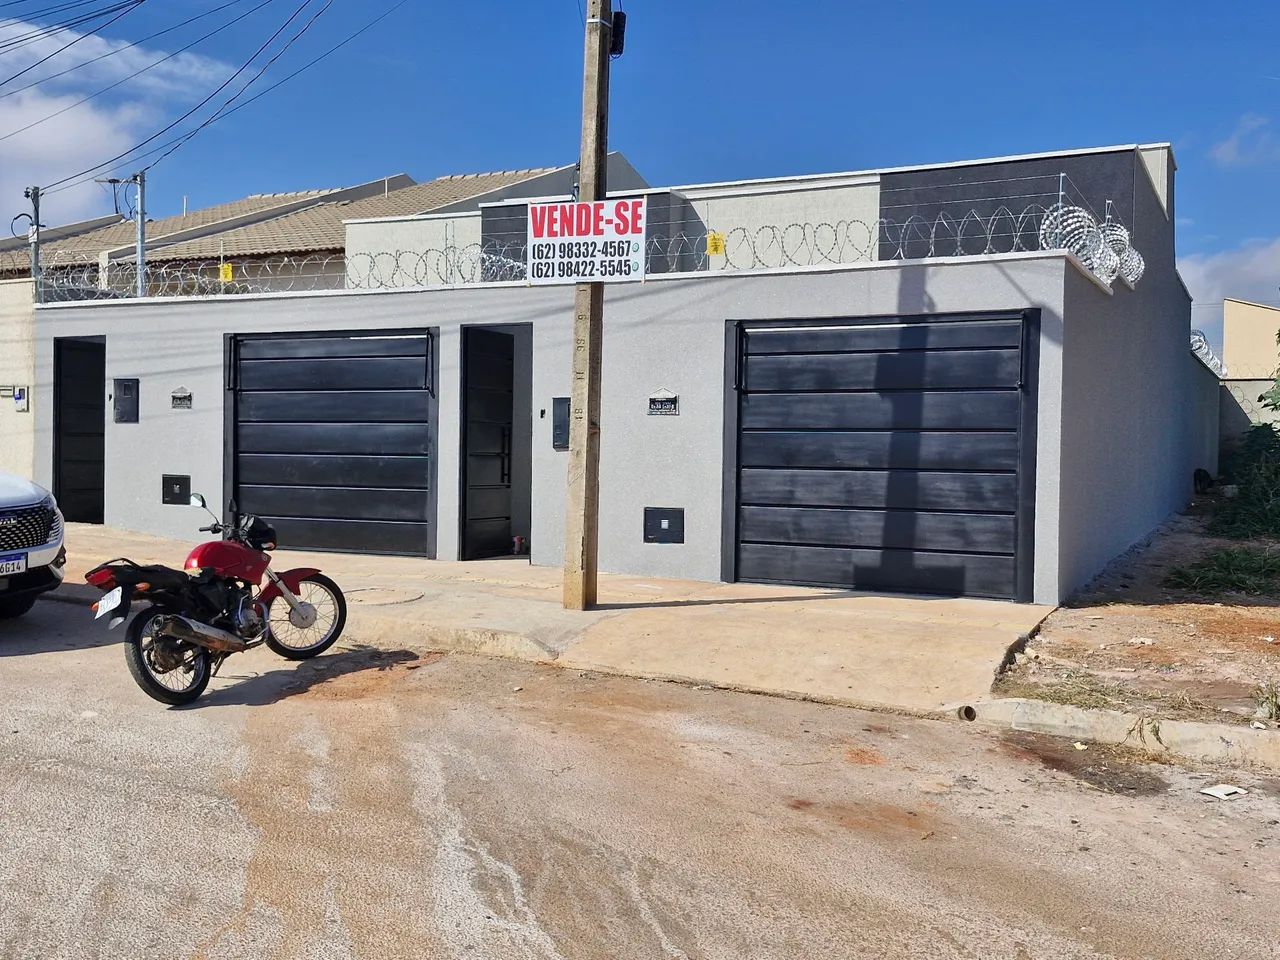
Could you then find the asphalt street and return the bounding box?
[1,598,1276,959]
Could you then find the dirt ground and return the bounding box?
[6,600,1280,959]
[996,501,1280,725]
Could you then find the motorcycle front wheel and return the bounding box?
[123,606,212,706]
[264,574,347,661]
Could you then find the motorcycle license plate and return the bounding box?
[0,553,26,576]
[94,586,123,620]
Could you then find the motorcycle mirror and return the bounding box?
[188,493,207,509]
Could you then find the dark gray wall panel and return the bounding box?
[738,468,1018,512]
[237,454,431,489]
[747,349,1020,392]
[233,331,435,557]
[741,391,1018,430]
[730,312,1032,601]
[240,336,429,360]
[739,505,1016,554]
[877,150,1137,260]
[737,542,1017,598]
[740,431,1019,471]
[238,422,431,456]
[266,517,431,555]
[746,319,1022,355]
[239,357,427,391]
[238,485,431,522]
[238,391,432,424]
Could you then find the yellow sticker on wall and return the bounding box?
[706,232,726,256]
[219,262,233,283]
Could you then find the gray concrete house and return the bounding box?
[28,143,1219,605]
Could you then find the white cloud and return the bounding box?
[1178,237,1280,359]
[0,19,226,98]
[1210,113,1280,168]
[0,18,231,228]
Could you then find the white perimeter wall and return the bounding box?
[0,279,35,478]
[36,254,1078,601]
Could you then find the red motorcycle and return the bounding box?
[85,494,347,705]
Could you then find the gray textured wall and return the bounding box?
[36,254,1079,600]
[1056,152,1200,598]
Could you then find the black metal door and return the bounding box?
[460,328,514,560]
[231,331,435,556]
[54,338,105,523]
[732,313,1035,601]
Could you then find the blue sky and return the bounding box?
[1,0,1277,344]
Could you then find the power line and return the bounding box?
[0,0,115,29]
[0,0,272,143]
[42,0,318,191]
[0,0,144,88]
[44,0,411,194]
[143,0,333,172]
[0,0,140,54]
[0,0,249,101]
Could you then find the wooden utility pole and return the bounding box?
[562,0,613,610]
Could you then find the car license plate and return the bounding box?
[0,553,27,576]
[95,586,123,620]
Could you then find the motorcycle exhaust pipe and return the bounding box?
[158,615,249,654]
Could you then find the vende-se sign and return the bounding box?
[526,197,646,285]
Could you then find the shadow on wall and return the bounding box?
[859,265,964,595]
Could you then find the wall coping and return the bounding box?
[36,249,1103,312]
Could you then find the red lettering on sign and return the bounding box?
[614,200,631,233]
[592,202,605,235]
[629,200,644,235]
[575,203,592,235]
[529,205,549,239]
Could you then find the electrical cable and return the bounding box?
[44,0,410,193]
[0,0,140,54]
[0,0,250,100]
[0,0,272,142]
[42,0,317,191]
[0,0,115,29]
[142,0,332,171]
[0,0,142,88]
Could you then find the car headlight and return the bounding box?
[41,494,61,543]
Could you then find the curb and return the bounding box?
[40,584,99,607]
[973,697,1280,772]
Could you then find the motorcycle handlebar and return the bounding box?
[198,524,221,533]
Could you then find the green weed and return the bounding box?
[1165,547,1280,595]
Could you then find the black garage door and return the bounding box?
[230,331,436,556]
[731,312,1035,601]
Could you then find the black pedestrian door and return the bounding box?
[54,338,105,523]
[231,332,435,556]
[460,328,515,560]
[732,313,1034,601]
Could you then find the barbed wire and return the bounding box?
[1190,329,1228,378]
[11,201,1149,302]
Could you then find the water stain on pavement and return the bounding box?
[999,732,1169,797]
[786,797,937,836]
[843,744,885,765]
[195,649,445,959]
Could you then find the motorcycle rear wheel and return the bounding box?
[123,606,212,706]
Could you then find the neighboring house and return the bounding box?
[343,154,647,287]
[1219,297,1280,443]
[0,163,642,479]
[29,142,1218,607]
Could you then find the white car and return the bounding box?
[0,474,66,619]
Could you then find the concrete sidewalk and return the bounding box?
[51,524,1052,714]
